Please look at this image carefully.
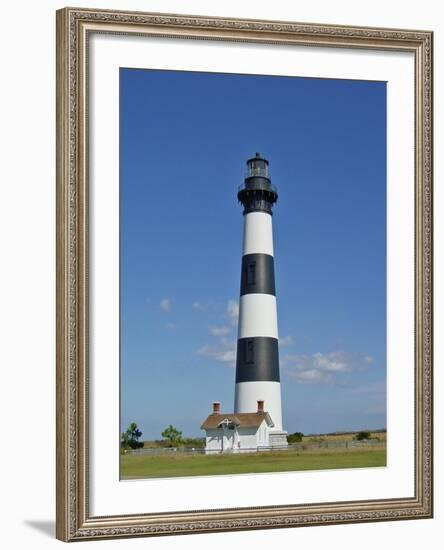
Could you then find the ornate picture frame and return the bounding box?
[56,7,433,541]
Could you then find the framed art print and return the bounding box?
[56,7,433,541]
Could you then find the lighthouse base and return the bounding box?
[268,430,288,449]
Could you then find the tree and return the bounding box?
[355,430,371,441]
[161,424,182,447]
[121,422,144,449]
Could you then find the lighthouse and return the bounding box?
[234,153,288,448]
[201,153,288,452]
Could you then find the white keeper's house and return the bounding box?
[201,400,287,453]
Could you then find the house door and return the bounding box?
[222,429,234,452]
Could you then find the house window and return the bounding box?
[245,339,255,364]
[247,261,256,285]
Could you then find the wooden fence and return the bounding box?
[127,439,384,456]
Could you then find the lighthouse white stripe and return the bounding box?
[242,212,274,256]
[234,381,283,431]
[238,294,278,339]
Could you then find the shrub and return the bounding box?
[355,430,371,441]
[287,432,304,443]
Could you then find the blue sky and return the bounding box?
[120,68,387,439]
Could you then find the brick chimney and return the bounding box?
[257,400,264,413]
[212,401,221,415]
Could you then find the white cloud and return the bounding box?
[209,325,231,337]
[227,299,239,325]
[195,301,239,366]
[282,351,374,385]
[160,298,172,312]
[279,335,294,347]
[293,369,326,383]
[192,300,218,311]
[164,322,176,330]
[196,338,237,368]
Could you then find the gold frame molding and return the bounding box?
[56,7,433,542]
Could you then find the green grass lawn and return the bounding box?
[120,446,386,479]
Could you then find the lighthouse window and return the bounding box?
[245,339,255,364]
[247,261,256,285]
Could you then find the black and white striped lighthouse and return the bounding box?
[234,153,288,446]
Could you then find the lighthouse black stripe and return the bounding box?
[235,337,280,383]
[240,253,275,296]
